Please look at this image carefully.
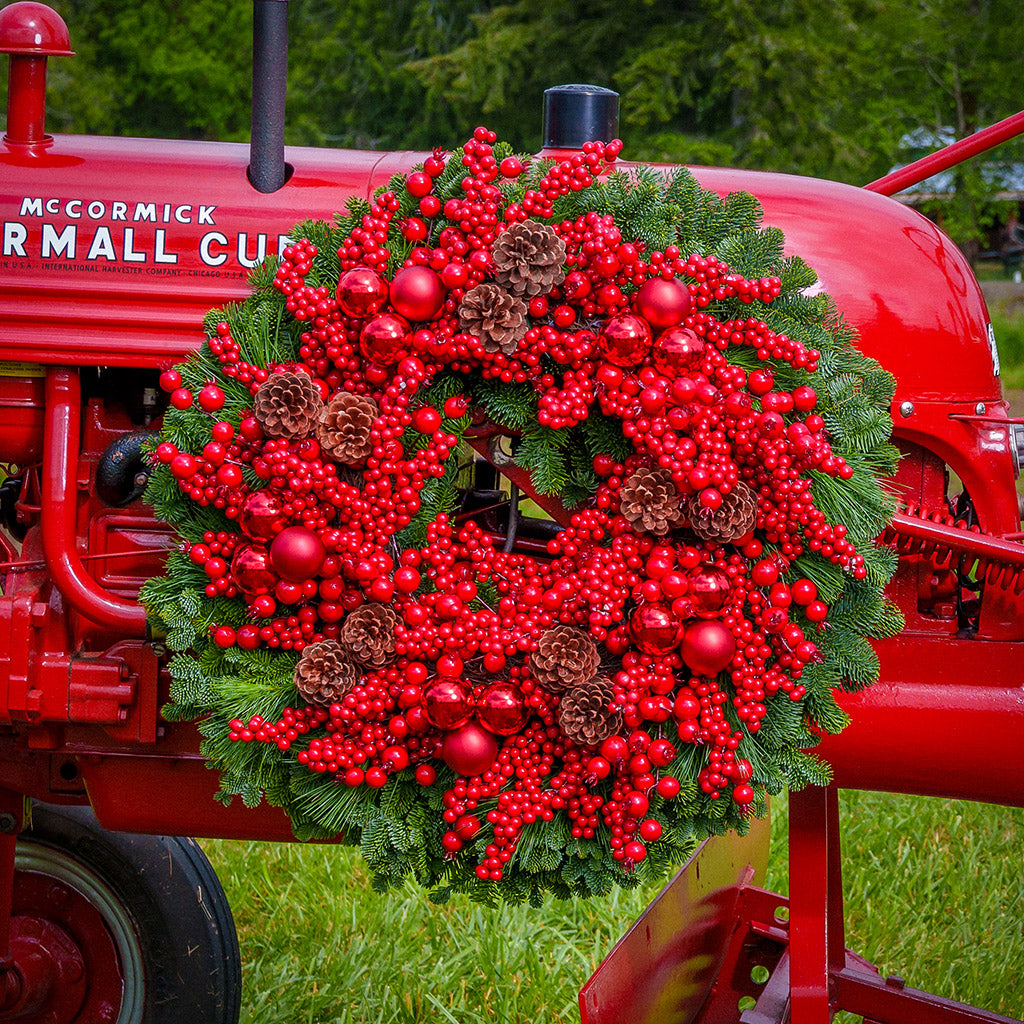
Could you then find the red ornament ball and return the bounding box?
[629,603,684,656]
[477,681,528,736]
[688,565,733,618]
[389,266,446,322]
[336,267,389,318]
[681,620,736,677]
[651,326,705,376]
[599,314,652,368]
[269,526,326,582]
[634,277,692,329]
[441,722,498,777]
[238,490,285,542]
[360,313,412,366]
[230,544,277,596]
[423,676,472,730]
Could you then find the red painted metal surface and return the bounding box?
[579,814,772,1024]
[865,110,1024,197]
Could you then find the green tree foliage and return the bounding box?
[1,0,1021,245]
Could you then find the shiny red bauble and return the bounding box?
[681,620,736,677]
[360,313,412,366]
[336,266,389,318]
[477,681,528,736]
[269,526,326,582]
[599,313,652,368]
[687,565,733,618]
[230,544,277,596]
[441,722,498,777]
[238,490,286,542]
[423,676,472,730]
[634,277,692,329]
[651,326,705,375]
[389,266,446,322]
[629,603,684,656]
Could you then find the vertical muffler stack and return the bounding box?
[250,0,289,193]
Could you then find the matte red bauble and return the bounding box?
[359,313,412,366]
[635,277,692,329]
[688,565,733,618]
[336,267,389,318]
[423,676,472,730]
[477,681,528,736]
[652,326,705,375]
[441,722,499,777]
[681,620,736,676]
[389,266,446,322]
[230,544,277,596]
[269,526,326,582]
[599,314,652,368]
[238,490,285,542]
[630,603,684,656]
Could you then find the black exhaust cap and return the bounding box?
[543,84,619,148]
[250,0,289,193]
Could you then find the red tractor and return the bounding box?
[1,3,1022,1021]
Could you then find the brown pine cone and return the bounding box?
[316,391,378,465]
[558,676,622,748]
[253,371,324,440]
[458,283,528,355]
[294,640,360,706]
[619,466,686,536]
[688,481,758,543]
[530,625,600,694]
[492,220,567,298]
[338,603,399,669]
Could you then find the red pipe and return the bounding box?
[864,109,1024,196]
[42,368,148,634]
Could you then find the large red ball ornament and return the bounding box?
[630,603,684,656]
[230,544,278,596]
[238,490,285,542]
[599,314,652,368]
[423,676,473,730]
[441,722,498,777]
[269,526,326,582]
[651,326,705,376]
[389,266,446,322]
[477,681,528,736]
[360,313,412,366]
[336,267,389,318]
[688,565,733,618]
[681,620,736,677]
[635,277,692,329]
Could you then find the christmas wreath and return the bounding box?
[142,128,902,904]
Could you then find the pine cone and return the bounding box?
[492,220,567,298]
[253,371,324,440]
[619,466,686,536]
[531,625,600,694]
[338,603,399,669]
[688,481,758,543]
[316,392,378,465]
[558,676,622,748]
[294,640,360,706]
[459,283,528,355]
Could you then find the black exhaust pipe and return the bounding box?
[250,0,289,193]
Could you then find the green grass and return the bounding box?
[203,792,1024,1023]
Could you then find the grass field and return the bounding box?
[203,791,1024,1023]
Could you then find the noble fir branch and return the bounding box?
[470,377,537,431]
[580,409,631,463]
[513,426,570,496]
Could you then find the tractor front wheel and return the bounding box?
[5,802,241,1023]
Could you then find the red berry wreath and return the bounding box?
[143,127,901,902]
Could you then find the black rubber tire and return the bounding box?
[15,803,242,1024]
